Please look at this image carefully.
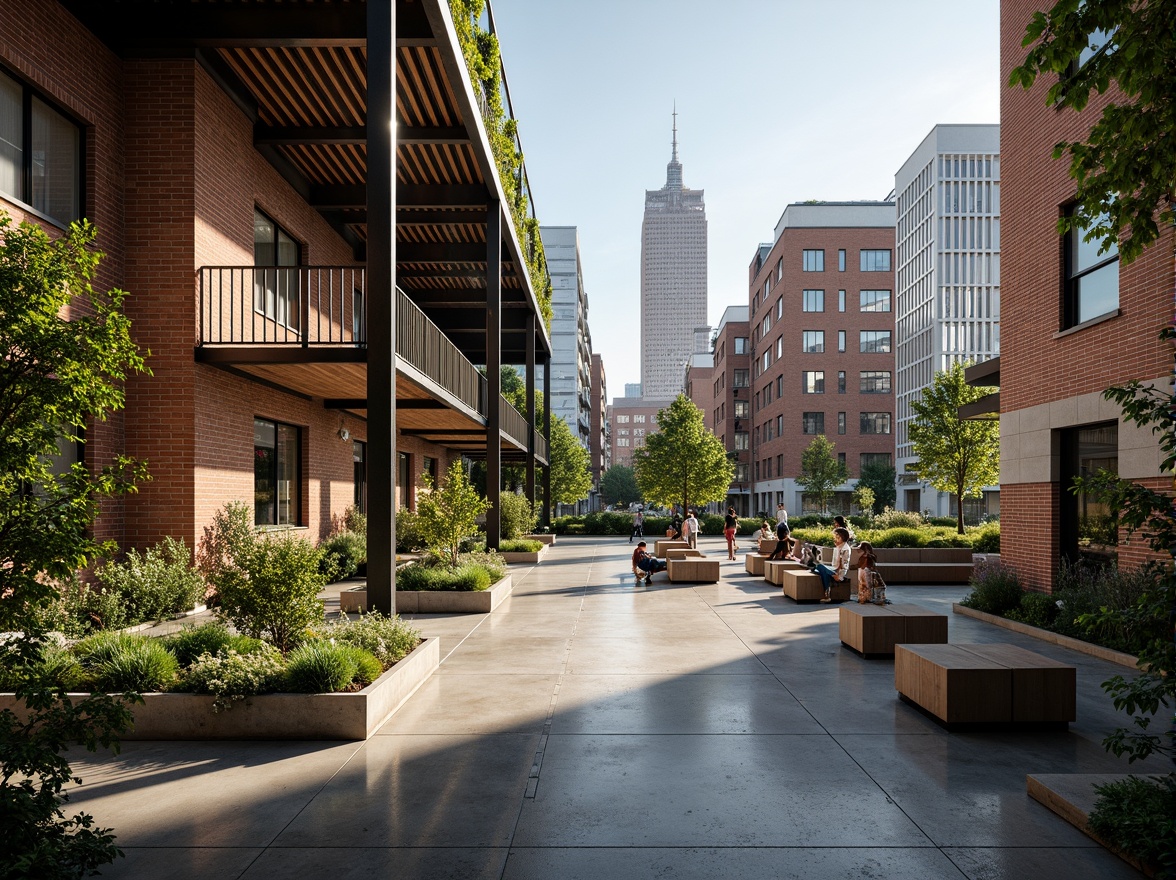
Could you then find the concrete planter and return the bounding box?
[526,533,556,545]
[341,574,513,615]
[952,603,1139,669]
[0,637,439,741]
[499,545,548,564]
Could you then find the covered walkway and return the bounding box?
[69,536,1151,879]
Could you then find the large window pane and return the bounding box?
[30,97,79,223]
[254,417,301,526]
[276,423,299,525]
[0,72,23,202]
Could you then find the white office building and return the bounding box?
[540,225,592,461]
[894,124,1001,518]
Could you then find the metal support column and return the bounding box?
[525,311,536,507]
[542,352,551,526]
[485,200,502,549]
[365,0,396,614]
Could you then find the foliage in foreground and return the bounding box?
[1087,774,1176,878]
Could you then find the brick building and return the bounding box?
[747,202,897,516]
[1,0,553,613]
[996,0,1172,590]
[607,397,672,470]
[589,353,609,510]
[707,306,751,515]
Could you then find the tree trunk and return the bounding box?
[956,479,966,534]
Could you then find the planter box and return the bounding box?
[526,533,556,545]
[499,545,548,564]
[952,603,1139,669]
[341,574,513,615]
[0,637,439,741]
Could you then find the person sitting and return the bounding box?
[756,521,773,542]
[833,515,856,545]
[814,527,852,602]
[765,516,792,560]
[632,541,668,583]
[670,511,683,540]
[856,540,878,604]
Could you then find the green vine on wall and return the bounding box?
[449,0,552,331]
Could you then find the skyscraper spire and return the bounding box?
[666,104,683,190]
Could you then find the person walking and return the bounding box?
[630,508,644,543]
[724,507,739,560]
[683,509,699,550]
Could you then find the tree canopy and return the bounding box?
[547,414,591,505]
[908,363,999,534]
[599,464,639,507]
[857,460,897,514]
[1010,0,1176,264]
[797,435,848,515]
[415,458,489,566]
[632,395,733,513]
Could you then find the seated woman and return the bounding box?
[631,541,668,582]
[756,521,773,542]
[814,527,852,602]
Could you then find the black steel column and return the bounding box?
[485,200,502,549]
[525,311,536,506]
[542,352,551,527]
[366,0,395,615]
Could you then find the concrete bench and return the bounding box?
[895,642,1076,726]
[665,547,705,560]
[839,603,948,656]
[763,559,806,585]
[781,568,852,602]
[811,546,973,584]
[667,557,720,583]
[655,539,691,556]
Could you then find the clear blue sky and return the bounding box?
[490,0,1001,393]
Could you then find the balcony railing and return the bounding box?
[198,267,546,457]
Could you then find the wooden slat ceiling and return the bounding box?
[59,0,549,363]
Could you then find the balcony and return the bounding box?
[198,266,546,463]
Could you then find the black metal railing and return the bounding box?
[395,288,485,416]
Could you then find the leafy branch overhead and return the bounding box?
[1010,0,1176,264]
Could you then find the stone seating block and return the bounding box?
[839,603,948,656]
[667,557,720,583]
[781,569,851,602]
[918,548,973,564]
[655,539,691,556]
[665,547,704,560]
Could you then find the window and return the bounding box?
[837,371,846,394]
[837,330,846,353]
[735,462,750,482]
[838,290,846,312]
[776,297,783,320]
[353,440,367,513]
[762,315,772,335]
[776,335,783,358]
[838,249,846,271]
[860,330,891,353]
[254,417,301,526]
[397,452,410,510]
[802,371,825,394]
[860,371,892,393]
[861,452,892,469]
[838,452,846,468]
[776,414,783,436]
[802,249,824,272]
[860,412,892,435]
[616,414,630,423]
[617,437,630,447]
[802,412,825,434]
[733,370,749,388]
[860,249,891,272]
[837,412,846,434]
[762,350,771,372]
[1064,207,1119,326]
[776,375,783,398]
[254,208,301,330]
[0,70,81,225]
[1062,422,1118,563]
[734,337,748,355]
[734,400,749,418]
[423,455,437,483]
[859,290,892,312]
[802,289,824,312]
[735,432,749,451]
[634,414,646,423]
[802,331,824,353]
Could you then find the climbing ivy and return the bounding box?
[448,0,552,330]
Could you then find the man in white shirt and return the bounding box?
[683,510,699,550]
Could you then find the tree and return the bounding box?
[908,363,999,534]
[415,459,490,567]
[548,414,591,506]
[632,395,734,513]
[600,464,639,508]
[797,435,848,515]
[0,214,149,877]
[857,460,897,514]
[851,484,876,517]
[1009,0,1176,265]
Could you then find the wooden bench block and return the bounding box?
[758,538,780,555]
[895,644,1012,723]
[917,548,973,564]
[665,547,704,560]
[959,644,1076,722]
[745,553,767,575]
[840,605,905,655]
[781,569,851,602]
[667,557,720,583]
[655,539,690,556]
[763,559,805,585]
[888,603,950,645]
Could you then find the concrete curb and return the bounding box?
[341,574,513,614]
[952,603,1139,668]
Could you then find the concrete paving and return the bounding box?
[66,535,1157,879]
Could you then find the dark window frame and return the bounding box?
[253,416,303,527]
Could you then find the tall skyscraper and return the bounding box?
[640,112,707,399]
[894,124,1000,517]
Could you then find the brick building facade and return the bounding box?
[707,306,751,515]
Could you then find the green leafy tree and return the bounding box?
[548,415,591,506]
[909,364,1000,534]
[415,459,490,566]
[797,435,848,515]
[1010,0,1176,264]
[0,214,149,877]
[857,460,897,514]
[600,464,639,507]
[852,484,876,517]
[632,395,733,513]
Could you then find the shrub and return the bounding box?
[215,529,328,652]
[968,522,1001,553]
[1005,591,1060,629]
[1087,775,1175,875]
[75,632,178,693]
[319,530,366,582]
[395,508,424,553]
[457,549,508,583]
[872,507,925,530]
[317,610,421,668]
[416,459,490,565]
[396,561,492,592]
[960,560,1024,616]
[96,536,205,624]
[0,635,83,692]
[162,621,268,667]
[563,522,586,535]
[196,501,257,593]
[583,511,632,535]
[60,581,129,635]
[1053,559,1160,653]
[868,527,927,548]
[178,646,286,712]
[499,538,542,553]
[344,645,383,686]
[285,640,379,693]
[499,492,538,539]
[925,515,958,528]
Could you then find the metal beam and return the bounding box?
[398,126,470,145]
[397,241,494,263]
[195,347,365,365]
[396,209,487,225]
[485,200,502,551]
[255,125,367,146]
[397,184,488,209]
[323,399,368,410]
[526,311,536,507]
[542,354,551,528]
[309,184,367,211]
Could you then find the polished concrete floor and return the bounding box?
[67,535,1154,879]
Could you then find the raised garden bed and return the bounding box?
[952,603,1139,669]
[499,545,548,564]
[0,637,439,741]
[526,533,556,545]
[341,574,513,615]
